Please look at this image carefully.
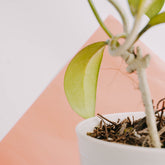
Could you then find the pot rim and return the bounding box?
[76,111,165,153]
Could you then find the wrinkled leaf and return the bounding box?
[64,42,107,118]
[128,0,165,18]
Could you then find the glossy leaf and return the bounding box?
[128,0,165,18]
[64,42,107,118]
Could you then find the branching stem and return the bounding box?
[110,14,141,56]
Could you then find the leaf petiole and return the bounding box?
[107,0,129,33]
[88,0,113,38]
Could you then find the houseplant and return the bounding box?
[64,0,165,164]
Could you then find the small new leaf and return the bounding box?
[128,0,140,16]
[64,42,107,119]
[148,12,165,26]
[145,0,165,18]
[128,0,165,18]
[138,12,165,38]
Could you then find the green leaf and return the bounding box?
[137,12,165,40]
[128,0,165,18]
[128,0,140,16]
[145,0,165,18]
[64,42,107,119]
[148,12,165,26]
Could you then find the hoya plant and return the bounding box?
[64,0,165,148]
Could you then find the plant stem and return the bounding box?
[107,0,129,33]
[134,24,150,42]
[88,0,113,38]
[110,0,150,56]
[137,68,161,148]
[111,14,141,56]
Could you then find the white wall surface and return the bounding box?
[0,0,164,141]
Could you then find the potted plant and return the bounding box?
[64,0,165,164]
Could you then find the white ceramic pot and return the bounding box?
[76,112,165,165]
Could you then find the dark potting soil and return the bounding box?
[87,98,165,148]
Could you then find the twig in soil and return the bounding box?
[138,127,148,135]
[118,123,127,135]
[159,126,165,136]
[103,120,108,139]
[142,136,150,147]
[159,101,164,126]
[87,98,165,148]
[156,98,165,109]
[155,101,165,114]
[97,113,117,126]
